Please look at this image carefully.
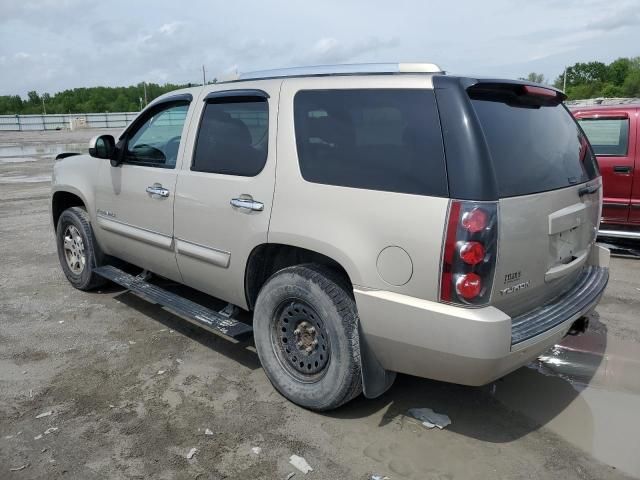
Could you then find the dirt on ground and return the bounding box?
[1,129,639,479]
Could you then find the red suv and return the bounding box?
[571,103,639,239]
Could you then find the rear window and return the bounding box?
[294,89,447,197]
[577,118,629,156]
[469,86,599,198]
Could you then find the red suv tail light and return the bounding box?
[439,200,498,306]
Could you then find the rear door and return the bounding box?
[573,109,635,224]
[461,83,601,317]
[173,81,280,309]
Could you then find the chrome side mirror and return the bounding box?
[88,135,116,159]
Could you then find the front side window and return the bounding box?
[577,118,629,156]
[293,89,447,197]
[125,101,189,168]
[192,97,268,176]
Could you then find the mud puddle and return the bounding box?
[494,328,640,477]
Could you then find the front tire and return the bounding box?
[253,264,362,410]
[56,207,106,291]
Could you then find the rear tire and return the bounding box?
[253,264,362,410]
[56,207,106,291]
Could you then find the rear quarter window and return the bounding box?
[293,89,448,197]
[577,118,629,156]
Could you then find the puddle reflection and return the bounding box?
[495,323,640,477]
[0,143,86,158]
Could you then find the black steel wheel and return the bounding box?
[272,299,330,381]
[253,264,362,411]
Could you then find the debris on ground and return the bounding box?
[34,434,42,440]
[406,407,451,430]
[157,370,166,375]
[58,320,64,324]
[176,358,183,364]
[9,464,29,472]
[41,448,47,453]
[285,473,296,480]
[128,340,136,345]
[370,475,390,480]
[204,428,214,436]
[251,446,262,455]
[44,427,58,435]
[186,447,198,459]
[289,454,313,474]
[35,410,52,419]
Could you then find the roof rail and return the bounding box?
[219,63,444,83]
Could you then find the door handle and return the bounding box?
[230,197,264,211]
[613,166,632,174]
[146,184,170,198]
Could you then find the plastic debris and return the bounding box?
[44,427,58,435]
[35,410,52,419]
[128,341,136,345]
[289,455,313,474]
[186,447,198,459]
[370,475,390,480]
[285,473,296,480]
[204,428,214,436]
[157,370,166,375]
[9,464,28,472]
[41,448,47,453]
[251,446,262,455]
[58,320,64,324]
[176,359,183,364]
[407,407,451,429]
[34,435,43,440]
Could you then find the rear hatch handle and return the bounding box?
[578,183,601,197]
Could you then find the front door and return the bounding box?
[576,111,636,224]
[173,81,280,308]
[94,98,193,281]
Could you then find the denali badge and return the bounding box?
[504,271,521,284]
[500,281,530,296]
[96,209,116,218]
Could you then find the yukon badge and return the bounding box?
[500,281,530,296]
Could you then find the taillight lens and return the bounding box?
[456,273,482,299]
[459,241,485,265]
[439,200,498,306]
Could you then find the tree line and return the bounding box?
[2,57,640,115]
[0,82,191,116]
[521,56,640,100]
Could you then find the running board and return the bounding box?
[94,265,253,339]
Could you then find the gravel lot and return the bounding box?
[1,129,639,479]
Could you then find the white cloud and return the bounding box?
[0,0,639,96]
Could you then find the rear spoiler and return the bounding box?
[467,81,566,107]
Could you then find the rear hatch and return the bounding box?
[439,80,601,317]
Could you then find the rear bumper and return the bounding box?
[355,246,610,386]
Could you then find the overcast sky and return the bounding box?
[1,0,639,97]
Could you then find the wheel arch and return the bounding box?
[51,188,88,231]
[244,243,355,311]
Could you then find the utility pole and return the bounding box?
[143,82,148,106]
[563,67,567,92]
[42,97,46,115]
[202,65,206,86]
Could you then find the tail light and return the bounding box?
[439,200,498,306]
